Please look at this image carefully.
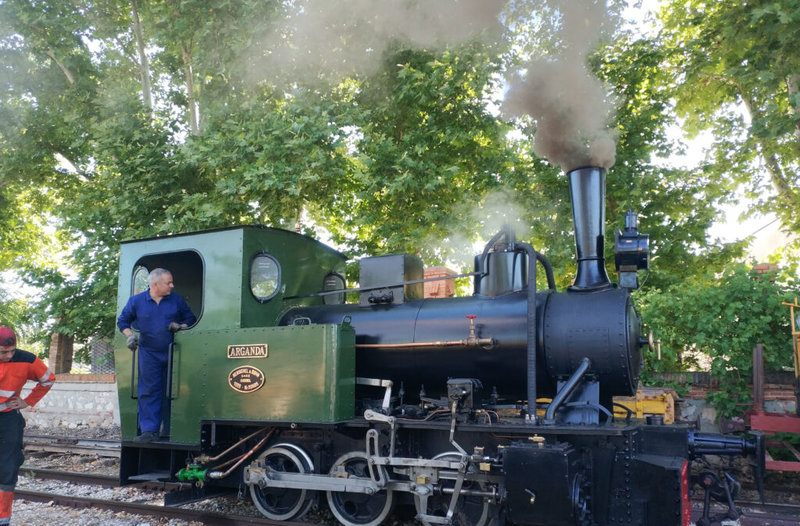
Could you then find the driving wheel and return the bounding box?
[249,443,315,521]
[416,451,492,526]
[326,451,394,526]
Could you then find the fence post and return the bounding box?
[752,344,764,414]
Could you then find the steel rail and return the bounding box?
[738,500,800,517]
[691,500,800,526]
[23,435,120,458]
[21,466,201,494]
[14,489,308,526]
[17,488,797,526]
[19,467,118,487]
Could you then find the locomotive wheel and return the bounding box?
[326,451,394,526]
[249,443,315,521]
[416,452,492,526]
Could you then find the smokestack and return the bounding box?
[568,166,611,291]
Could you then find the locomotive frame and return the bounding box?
[114,167,762,526]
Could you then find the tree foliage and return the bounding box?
[639,264,796,417]
[658,0,800,235]
[594,36,746,291]
[326,44,520,259]
[0,0,792,391]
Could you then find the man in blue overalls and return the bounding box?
[117,268,196,442]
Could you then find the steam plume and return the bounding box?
[252,0,503,85]
[504,1,618,172]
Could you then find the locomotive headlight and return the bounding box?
[322,272,346,305]
[614,209,649,289]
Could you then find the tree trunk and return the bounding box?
[44,50,74,85]
[738,85,796,212]
[182,44,199,134]
[294,205,304,233]
[787,73,800,148]
[131,0,153,113]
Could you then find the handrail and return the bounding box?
[167,342,177,400]
[129,348,138,399]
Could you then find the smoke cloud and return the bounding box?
[251,0,504,85]
[252,1,617,172]
[503,1,618,172]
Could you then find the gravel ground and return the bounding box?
[25,424,122,441]
[10,501,203,526]
[14,458,204,526]
[15,424,250,525]
[14,426,169,525]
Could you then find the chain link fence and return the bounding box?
[88,338,116,374]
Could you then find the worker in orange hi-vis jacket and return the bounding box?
[0,326,56,526]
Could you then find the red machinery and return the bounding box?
[746,299,800,471]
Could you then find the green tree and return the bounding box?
[0,280,27,333]
[658,0,800,235]
[0,0,100,271]
[171,90,355,233]
[600,35,746,291]
[0,0,286,347]
[136,0,283,134]
[324,44,521,260]
[639,263,795,418]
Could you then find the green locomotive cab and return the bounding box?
[114,226,354,467]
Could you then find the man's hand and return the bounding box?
[168,322,188,333]
[6,396,29,410]
[126,333,139,351]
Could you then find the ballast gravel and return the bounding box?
[14,427,417,526]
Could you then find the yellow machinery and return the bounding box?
[613,387,679,424]
[522,387,679,423]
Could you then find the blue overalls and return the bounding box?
[117,290,196,434]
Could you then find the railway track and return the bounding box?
[19,466,800,526]
[20,465,229,500]
[691,501,800,526]
[14,488,308,526]
[17,467,313,525]
[19,467,118,487]
[18,439,800,526]
[23,434,120,458]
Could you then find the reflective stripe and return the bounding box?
[0,403,7,412]
[40,379,55,387]
[38,369,54,383]
[0,390,15,398]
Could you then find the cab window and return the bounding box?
[132,265,149,295]
[132,250,204,325]
[250,253,280,302]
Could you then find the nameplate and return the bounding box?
[227,344,268,359]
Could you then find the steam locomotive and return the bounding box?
[113,166,762,526]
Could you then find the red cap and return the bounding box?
[0,326,17,349]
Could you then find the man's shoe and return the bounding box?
[133,431,158,443]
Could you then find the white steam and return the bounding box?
[250,0,504,84]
